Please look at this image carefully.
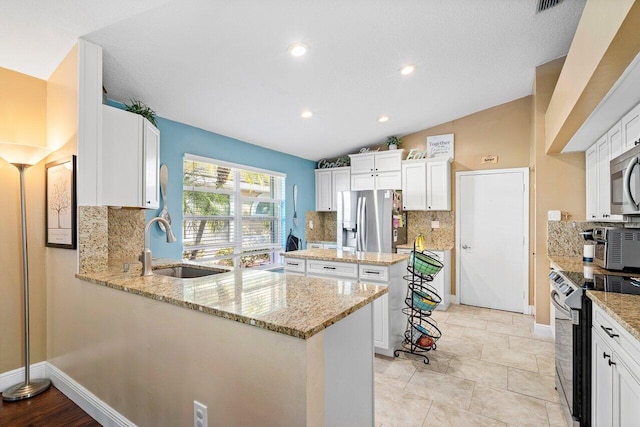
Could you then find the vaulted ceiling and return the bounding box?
[2,0,586,160]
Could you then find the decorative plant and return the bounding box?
[386,136,402,148]
[124,99,157,127]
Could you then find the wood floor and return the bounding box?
[0,385,100,427]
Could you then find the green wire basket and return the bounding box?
[409,251,444,277]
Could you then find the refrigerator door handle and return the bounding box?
[356,196,363,251]
[362,197,367,250]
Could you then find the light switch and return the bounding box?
[309,220,314,229]
[431,221,440,229]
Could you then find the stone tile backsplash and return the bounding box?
[547,220,614,256]
[78,206,109,273]
[108,208,145,263]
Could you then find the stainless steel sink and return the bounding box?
[153,265,228,279]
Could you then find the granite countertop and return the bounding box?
[307,240,337,245]
[396,243,454,251]
[76,261,387,340]
[587,290,640,342]
[282,249,409,266]
[549,256,632,277]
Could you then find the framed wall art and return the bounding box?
[45,155,76,249]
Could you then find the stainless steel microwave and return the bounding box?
[610,143,640,215]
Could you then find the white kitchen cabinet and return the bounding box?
[102,105,160,209]
[592,303,640,427]
[282,255,408,357]
[396,248,451,310]
[401,158,451,211]
[608,121,623,160]
[622,103,640,154]
[315,167,350,211]
[585,138,623,222]
[349,151,402,191]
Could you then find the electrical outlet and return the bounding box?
[431,221,440,229]
[194,401,208,427]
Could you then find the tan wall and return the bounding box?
[546,0,640,152]
[0,69,48,373]
[393,96,533,296]
[534,58,586,326]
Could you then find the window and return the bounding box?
[182,154,286,269]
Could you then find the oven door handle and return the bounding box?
[624,156,640,210]
[551,290,572,319]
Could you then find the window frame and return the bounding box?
[183,153,286,269]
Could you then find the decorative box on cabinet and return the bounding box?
[102,105,160,209]
[401,158,451,211]
[349,150,402,191]
[315,167,350,211]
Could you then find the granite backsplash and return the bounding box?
[547,220,617,256]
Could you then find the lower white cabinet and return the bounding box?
[592,303,640,426]
[396,248,451,310]
[283,256,408,356]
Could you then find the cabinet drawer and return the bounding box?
[307,259,358,278]
[284,258,305,273]
[593,304,640,366]
[359,264,389,282]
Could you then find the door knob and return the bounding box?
[462,244,470,249]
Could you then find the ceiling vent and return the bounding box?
[537,0,564,13]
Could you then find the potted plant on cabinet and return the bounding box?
[124,99,158,127]
[386,136,402,150]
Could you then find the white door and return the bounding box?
[456,168,528,313]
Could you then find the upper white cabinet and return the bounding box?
[585,136,623,222]
[349,151,402,191]
[315,167,350,211]
[401,158,451,211]
[622,103,640,154]
[102,105,160,209]
[608,121,622,160]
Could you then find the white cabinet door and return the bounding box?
[375,151,403,172]
[597,135,610,219]
[143,120,160,209]
[609,121,623,160]
[102,105,160,209]
[372,294,389,349]
[586,143,598,221]
[622,103,640,154]
[375,171,401,190]
[426,159,451,211]
[332,167,350,209]
[351,172,375,191]
[615,357,640,427]
[350,154,376,174]
[402,161,427,210]
[593,330,614,427]
[315,169,333,211]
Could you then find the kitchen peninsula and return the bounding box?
[76,261,386,426]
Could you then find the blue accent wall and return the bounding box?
[108,101,316,259]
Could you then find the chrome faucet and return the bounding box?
[140,217,176,276]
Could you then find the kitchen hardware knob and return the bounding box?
[603,352,611,359]
[462,244,470,249]
[609,359,616,366]
[601,325,620,338]
[635,139,640,146]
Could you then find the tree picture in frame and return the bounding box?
[45,155,76,249]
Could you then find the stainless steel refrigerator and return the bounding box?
[336,190,407,253]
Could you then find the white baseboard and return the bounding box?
[451,294,458,304]
[534,322,554,338]
[46,362,135,427]
[0,361,47,392]
[528,305,535,315]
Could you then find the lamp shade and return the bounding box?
[0,141,52,166]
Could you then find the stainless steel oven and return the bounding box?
[610,143,640,215]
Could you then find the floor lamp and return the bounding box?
[0,142,52,401]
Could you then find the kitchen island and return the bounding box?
[75,261,386,426]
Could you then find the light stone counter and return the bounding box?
[395,243,454,251]
[77,260,387,340]
[549,256,632,277]
[282,248,409,265]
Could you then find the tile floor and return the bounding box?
[374,303,568,427]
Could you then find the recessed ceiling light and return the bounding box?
[378,115,390,123]
[289,42,309,57]
[400,65,416,76]
[301,110,313,118]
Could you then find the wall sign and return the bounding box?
[406,148,428,160]
[317,156,350,169]
[426,133,454,159]
[482,155,498,164]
